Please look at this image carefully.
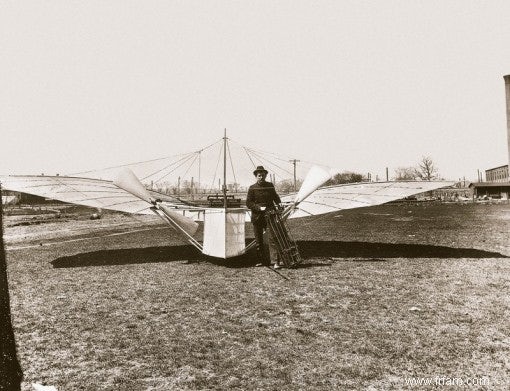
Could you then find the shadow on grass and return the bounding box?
[51,240,507,268]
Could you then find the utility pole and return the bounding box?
[223,129,227,208]
[386,167,389,182]
[198,150,201,195]
[289,159,300,191]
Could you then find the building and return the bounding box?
[469,181,509,200]
[486,165,509,182]
[470,76,510,200]
[470,165,510,199]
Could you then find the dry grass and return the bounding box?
[4,203,510,390]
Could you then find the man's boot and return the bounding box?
[256,247,269,267]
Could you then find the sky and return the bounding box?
[1,1,510,183]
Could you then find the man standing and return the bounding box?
[246,166,282,268]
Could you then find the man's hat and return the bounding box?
[253,165,268,176]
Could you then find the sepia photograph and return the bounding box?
[1,1,509,390]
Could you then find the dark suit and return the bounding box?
[246,181,281,265]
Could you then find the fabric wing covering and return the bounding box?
[0,175,189,216]
[282,180,455,218]
[0,175,455,219]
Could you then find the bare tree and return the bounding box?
[394,166,418,181]
[416,156,438,180]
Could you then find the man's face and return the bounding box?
[256,172,266,184]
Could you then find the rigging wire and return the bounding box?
[69,137,223,177]
[141,138,223,182]
[243,147,293,183]
[242,146,257,168]
[209,142,223,193]
[245,146,294,164]
[69,151,195,176]
[180,153,200,179]
[229,137,296,165]
[247,145,326,167]
[228,138,297,178]
[141,153,196,181]
[196,137,224,154]
[151,153,198,183]
[230,137,331,169]
[245,148,294,177]
[226,139,238,187]
[151,154,197,183]
[225,137,258,167]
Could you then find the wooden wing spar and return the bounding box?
[0,137,456,259]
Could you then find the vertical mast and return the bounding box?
[223,128,227,208]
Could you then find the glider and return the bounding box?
[0,134,455,259]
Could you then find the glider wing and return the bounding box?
[282,180,456,218]
[0,175,196,216]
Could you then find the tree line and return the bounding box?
[308,156,440,188]
[394,156,439,181]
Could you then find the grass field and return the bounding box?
[4,202,510,390]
